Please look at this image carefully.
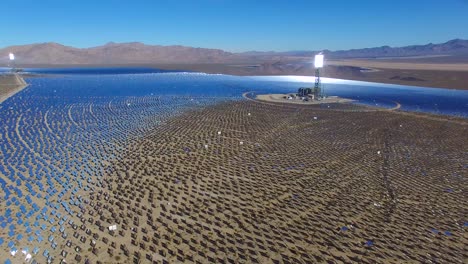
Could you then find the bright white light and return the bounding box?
[315,54,324,68]
[9,53,15,61]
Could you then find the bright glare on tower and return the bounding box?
[9,53,15,61]
[314,54,324,68]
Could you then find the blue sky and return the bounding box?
[1,0,467,52]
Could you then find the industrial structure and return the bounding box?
[8,53,16,72]
[297,53,325,100]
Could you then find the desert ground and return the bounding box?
[324,59,468,90]
[1,70,467,264]
[3,98,465,263]
[326,59,468,71]
[149,60,468,90]
[0,74,28,104]
[9,57,468,90]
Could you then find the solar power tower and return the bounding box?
[314,53,324,99]
[8,53,16,72]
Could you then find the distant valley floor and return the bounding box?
[149,61,468,90]
[7,59,468,90]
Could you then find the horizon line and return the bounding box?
[1,38,466,54]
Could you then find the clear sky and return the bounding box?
[1,0,467,52]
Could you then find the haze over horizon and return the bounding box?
[2,0,468,52]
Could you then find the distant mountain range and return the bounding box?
[1,39,467,65]
[0,42,234,64]
[241,39,468,59]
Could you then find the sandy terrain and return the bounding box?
[149,62,468,90]
[326,60,468,71]
[0,74,28,104]
[323,65,468,90]
[1,96,467,263]
[17,100,463,264]
[10,61,468,90]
